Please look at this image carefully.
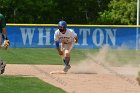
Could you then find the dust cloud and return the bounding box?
[70,45,140,75]
[70,45,110,74]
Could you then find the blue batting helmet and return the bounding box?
[58,21,67,28]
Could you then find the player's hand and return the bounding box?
[58,50,63,55]
[1,40,10,50]
[75,36,78,43]
[75,40,78,43]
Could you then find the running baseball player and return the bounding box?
[0,13,10,74]
[54,20,78,72]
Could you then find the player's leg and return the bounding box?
[0,60,6,75]
[0,34,6,74]
[64,50,70,65]
[63,50,71,72]
[63,43,74,72]
[62,44,72,66]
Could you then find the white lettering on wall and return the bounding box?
[20,28,35,45]
[92,28,104,46]
[20,27,116,47]
[38,28,51,45]
[79,29,90,45]
[105,29,116,46]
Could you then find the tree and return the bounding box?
[97,0,136,25]
[0,0,111,24]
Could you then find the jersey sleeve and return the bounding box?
[54,30,59,41]
[0,14,6,28]
[70,29,77,38]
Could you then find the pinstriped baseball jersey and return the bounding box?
[54,28,77,44]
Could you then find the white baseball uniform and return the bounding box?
[54,28,77,51]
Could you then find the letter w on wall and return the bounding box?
[20,28,35,45]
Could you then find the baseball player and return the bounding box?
[0,13,9,49]
[0,13,9,74]
[54,20,78,72]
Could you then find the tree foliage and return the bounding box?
[0,0,110,24]
[0,0,137,25]
[97,0,136,25]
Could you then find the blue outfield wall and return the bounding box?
[6,24,140,49]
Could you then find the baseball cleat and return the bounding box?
[1,66,6,74]
[0,60,6,75]
[63,65,71,72]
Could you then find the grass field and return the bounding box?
[0,48,140,66]
[0,48,98,93]
[0,48,140,93]
[0,76,66,93]
[0,48,98,64]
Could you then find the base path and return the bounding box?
[3,64,140,93]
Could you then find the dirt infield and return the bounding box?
[2,64,140,93]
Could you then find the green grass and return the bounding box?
[0,48,62,64]
[0,76,66,93]
[0,48,140,66]
[0,48,98,64]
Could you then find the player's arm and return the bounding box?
[1,15,8,40]
[55,41,63,55]
[75,36,78,43]
[1,28,10,49]
[72,30,78,43]
[2,28,8,40]
[0,15,10,49]
[54,31,63,55]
